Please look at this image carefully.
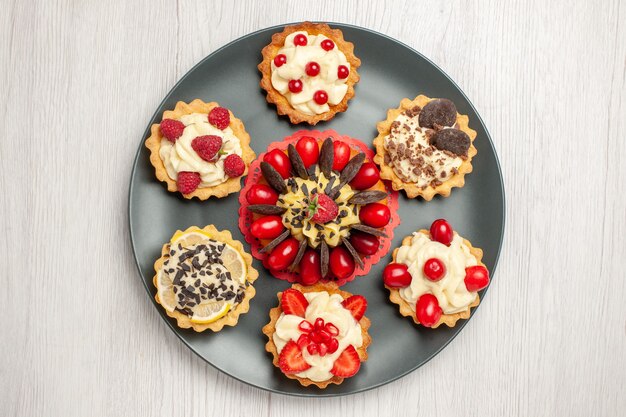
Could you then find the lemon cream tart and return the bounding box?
[153,225,258,332]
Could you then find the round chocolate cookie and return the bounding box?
[431,128,470,157]
[418,99,457,128]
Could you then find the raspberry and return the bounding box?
[191,135,222,162]
[177,171,201,194]
[160,119,185,142]
[223,154,245,177]
[208,107,230,130]
[308,194,338,224]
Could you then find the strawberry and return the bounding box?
[307,194,338,224]
[191,135,222,162]
[208,106,230,130]
[177,171,201,194]
[341,295,367,321]
[330,345,360,378]
[160,119,185,142]
[223,154,245,177]
[281,288,309,317]
[278,340,311,374]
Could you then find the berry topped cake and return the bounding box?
[383,219,490,328]
[258,22,361,125]
[373,95,477,200]
[239,130,399,286]
[262,283,371,388]
[145,99,256,199]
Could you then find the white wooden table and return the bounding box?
[2,0,625,415]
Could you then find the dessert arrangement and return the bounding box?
[140,22,495,390]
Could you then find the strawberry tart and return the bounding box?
[262,283,371,388]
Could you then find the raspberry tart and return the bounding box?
[145,99,256,199]
[258,22,361,125]
[152,225,258,332]
[239,130,400,286]
[373,95,477,200]
[262,283,371,388]
[383,219,490,328]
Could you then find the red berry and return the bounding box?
[299,249,322,285]
[274,54,287,67]
[160,119,185,142]
[327,338,339,354]
[308,194,338,224]
[267,238,300,270]
[330,345,360,377]
[332,140,351,171]
[298,320,313,333]
[337,65,349,79]
[191,135,222,162]
[263,149,292,179]
[325,323,339,336]
[307,343,318,355]
[464,265,490,291]
[208,107,230,130]
[246,184,279,205]
[305,61,320,76]
[321,39,335,51]
[329,246,355,279]
[341,295,367,321]
[223,154,245,177]
[350,162,380,190]
[430,219,453,246]
[176,171,201,194]
[288,79,303,93]
[314,317,325,330]
[281,288,309,317]
[310,331,323,344]
[296,334,310,350]
[250,215,285,239]
[359,203,391,228]
[293,33,308,46]
[423,258,446,281]
[349,232,379,255]
[313,90,328,105]
[279,340,311,373]
[383,263,412,287]
[318,342,328,356]
[295,136,319,168]
[416,294,442,327]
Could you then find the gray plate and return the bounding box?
[128,23,505,397]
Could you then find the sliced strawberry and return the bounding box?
[341,295,367,321]
[278,340,311,374]
[330,345,361,377]
[281,288,309,317]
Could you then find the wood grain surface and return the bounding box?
[1,0,625,416]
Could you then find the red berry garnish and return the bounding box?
[321,39,335,51]
[267,238,300,270]
[246,184,279,205]
[383,263,412,287]
[350,162,380,190]
[295,136,319,168]
[160,118,185,142]
[296,334,310,350]
[305,61,320,76]
[263,149,292,179]
[330,345,360,377]
[274,54,287,67]
[191,135,222,162]
[329,246,355,279]
[325,323,339,336]
[308,193,338,224]
[423,258,446,281]
[307,343,318,355]
[288,79,303,93]
[415,294,442,327]
[349,232,379,255]
[341,295,367,321]
[327,338,339,354]
[299,249,322,285]
[318,343,328,356]
[337,65,349,79]
[250,215,285,239]
[279,340,311,373]
[208,107,230,130]
[332,140,351,171]
[430,219,453,246]
[281,288,309,317]
[223,154,245,177]
[359,202,391,228]
[313,90,328,105]
[176,171,201,194]
[293,33,308,46]
[314,317,325,330]
[298,320,313,333]
[464,265,490,291]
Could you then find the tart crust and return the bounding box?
[385,230,483,328]
[262,282,371,388]
[373,95,477,200]
[144,99,256,200]
[258,22,361,125]
[152,225,259,332]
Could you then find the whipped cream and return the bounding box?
[270,31,350,115]
[396,232,478,314]
[273,291,363,382]
[383,110,462,188]
[159,113,242,187]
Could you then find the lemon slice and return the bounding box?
[220,244,247,284]
[190,301,231,324]
[171,230,212,246]
[156,270,177,313]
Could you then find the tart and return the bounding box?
[238,130,400,286]
[373,95,477,200]
[382,219,490,328]
[258,22,361,125]
[145,99,256,199]
[262,283,371,388]
[152,225,258,332]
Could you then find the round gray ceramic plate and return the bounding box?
[129,23,505,397]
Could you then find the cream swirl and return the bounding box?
[270,31,349,115]
[159,113,242,187]
[396,232,478,314]
[273,291,363,382]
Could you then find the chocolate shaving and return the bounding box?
[260,161,287,193]
[247,204,286,215]
[339,152,365,184]
[289,239,308,271]
[318,137,334,178]
[288,144,308,179]
[341,237,364,268]
[320,241,329,278]
[259,229,290,253]
[349,190,387,205]
[351,224,388,237]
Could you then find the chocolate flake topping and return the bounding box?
[320,241,329,278]
[351,224,388,237]
[247,204,286,215]
[288,144,309,179]
[259,229,290,254]
[349,190,387,205]
[341,237,364,268]
[260,161,287,193]
[318,137,334,178]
